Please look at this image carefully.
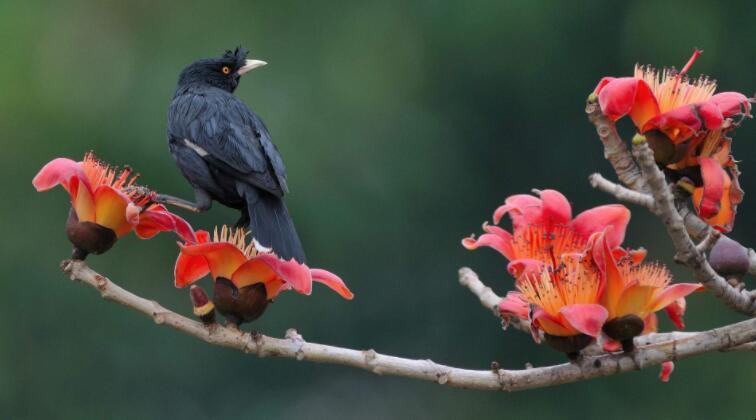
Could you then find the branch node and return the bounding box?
[286,328,306,361]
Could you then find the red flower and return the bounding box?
[462,189,632,278]
[499,255,608,356]
[33,152,195,258]
[668,128,744,232]
[597,235,702,347]
[594,51,752,231]
[594,50,751,144]
[175,226,352,325]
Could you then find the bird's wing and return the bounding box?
[168,91,287,196]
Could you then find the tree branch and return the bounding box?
[62,260,756,391]
[632,140,756,315]
[586,98,756,273]
[585,99,647,192]
[458,267,754,352]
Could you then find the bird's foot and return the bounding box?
[154,194,206,213]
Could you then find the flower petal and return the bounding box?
[642,105,700,143]
[709,91,752,119]
[532,309,575,337]
[659,361,674,383]
[32,158,89,193]
[559,303,608,338]
[71,176,96,223]
[649,283,703,313]
[613,284,656,318]
[310,268,354,299]
[695,157,726,219]
[231,255,312,298]
[601,235,626,315]
[664,298,686,329]
[538,189,572,226]
[180,242,248,281]
[493,194,542,227]
[498,291,529,321]
[93,185,132,237]
[461,229,514,260]
[135,204,197,243]
[596,77,660,128]
[174,251,211,288]
[570,204,630,247]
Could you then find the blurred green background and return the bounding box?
[3,0,755,418]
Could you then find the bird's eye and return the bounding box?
[221,66,231,75]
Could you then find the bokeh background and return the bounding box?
[3,0,755,418]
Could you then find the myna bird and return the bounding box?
[159,47,305,262]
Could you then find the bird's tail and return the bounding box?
[237,184,306,263]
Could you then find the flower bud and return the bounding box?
[190,285,215,325]
[709,236,750,277]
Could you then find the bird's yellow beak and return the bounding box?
[238,59,267,75]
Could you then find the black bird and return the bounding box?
[159,47,305,262]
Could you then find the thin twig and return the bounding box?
[588,173,655,209]
[632,140,756,315]
[61,260,756,391]
[458,267,530,333]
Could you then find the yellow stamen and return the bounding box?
[518,258,600,317]
[634,65,716,113]
[81,152,153,205]
[212,225,267,257]
[621,263,671,289]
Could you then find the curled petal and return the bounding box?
[32,157,89,194]
[135,204,197,243]
[180,242,247,281]
[93,185,132,237]
[462,230,514,260]
[493,194,542,227]
[664,298,687,329]
[571,204,630,247]
[596,77,660,128]
[232,254,312,297]
[709,91,752,119]
[310,268,354,299]
[649,283,703,313]
[559,304,608,338]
